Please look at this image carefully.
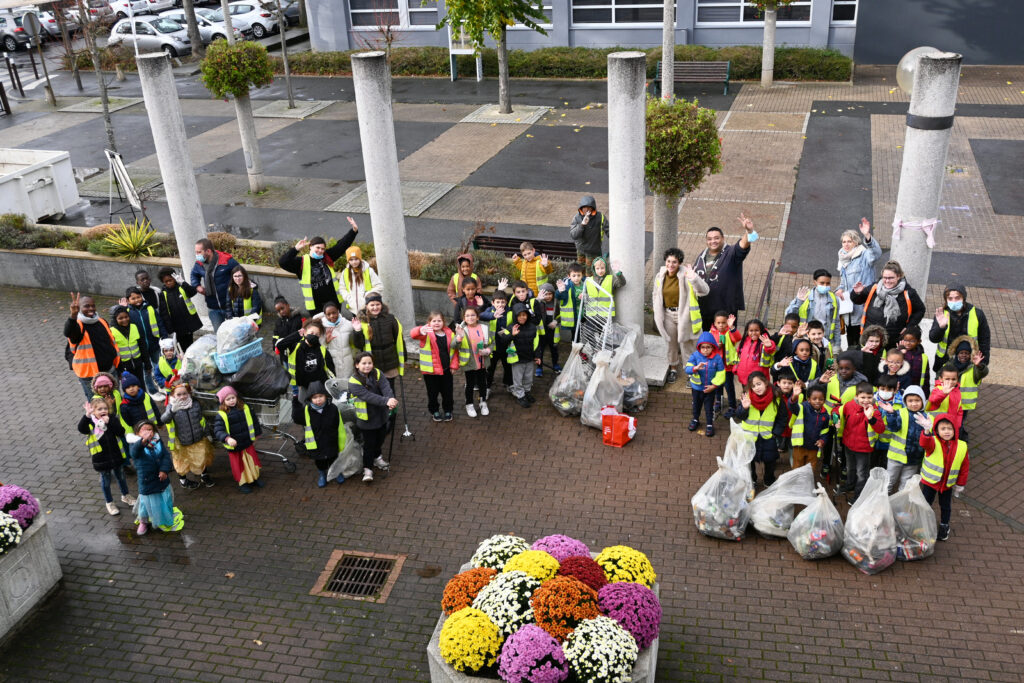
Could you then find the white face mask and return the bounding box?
[877,390,894,401]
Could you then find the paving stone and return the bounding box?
[252,99,335,120]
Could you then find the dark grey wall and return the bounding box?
[855,0,1019,65]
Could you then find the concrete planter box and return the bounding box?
[0,516,62,646]
[0,149,84,222]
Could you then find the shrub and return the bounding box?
[646,97,722,198]
[0,213,28,231]
[82,224,119,241]
[102,219,157,259]
[200,40,274,99]
[0,215,71,250]
[206,231,237,253]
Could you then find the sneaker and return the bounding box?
[722,407,736,418]
[713,401,721,414]
[120,494,136,506]
[666,369,678,384]
[239,484,253,494]
[525,393,536,404]
[253,477,265,488]
[553,363,562,374]
[200,473,214,488]
[105,502,119,516]
[373,456,390,471]
[516,396,531,408]
[336,474,345,484]
[535,367,543,378]
[705,424,715,437]
[432,411,442,422]
[317,471,327,488]
[179,477,199,490]
[688,419,699,432]
[137,521,149,536]
[938,523,950,541]
[362,468,373,483]
[466,404,478,418]
[479,401,489,416]
[444,412,453,422]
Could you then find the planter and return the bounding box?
[0,149,84,221]
[0,515,62,646]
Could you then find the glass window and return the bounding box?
[697,0,811,24]
[349,0,436,29]
[572,1,672,25]
[512,3,552,28]
[831,0,856,23]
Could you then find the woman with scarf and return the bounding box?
[835,218,882,349]
[850,260,924,350]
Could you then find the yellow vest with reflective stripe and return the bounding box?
[824,376,858,413]
[657,272,703,335]
[584,275,615,318]
[741,401,778,439]
[299,255,339,311]
[139,305,159,339]
[418,329,458,373]
[959,369,980,411]
[340,266,372,295]
[348,369,382,422]
[883,406,910,463]
[717,330,739,366]
[218,404,255,445]
[790,403,829,450]
[797,292,839,341]
[240,294,262,326]
[110,325,141,362]
[288,343,333,389]
[936,308,979,358]
[86,430,127,460]
[162,288,197,317]
[838,407,880,447]
[506,327,539,365]
[158,356,181,382]
[920,439,967,488]
[452,271,479,295]
[303,404,346,452]
[352,320,405,377]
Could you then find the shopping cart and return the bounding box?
[194,390,299,473]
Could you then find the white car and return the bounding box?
[206,1,276,39]
[141,0,176,13]
[106,16,191,56]
[159,8,241,43]
[108,1,150,20]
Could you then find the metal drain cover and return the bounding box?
[311,550,405,603]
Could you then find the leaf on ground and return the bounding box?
[225,571,235,579]
[254,639,263,646]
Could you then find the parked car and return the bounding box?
[158,8,240,44]
[282,0,300,27]
[106,16,191,56]
[141,0,176,13]
[0,13,30,51]
[108,1,150,21]
[61,0,115,24]
[37,10,80,38]
[206,1,276,39]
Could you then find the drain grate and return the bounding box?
[311,550,405,603]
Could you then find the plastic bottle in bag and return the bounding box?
[788,485,845,559]
[216,317,259,355]
[724,421,757,503]
[749,464,817,537]
[692,453,755,541]
[842,468,897,574]
[549,343,592,417]
[889,475,937,561]
[581,350,624,428]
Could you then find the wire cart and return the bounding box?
[193,391,299,473]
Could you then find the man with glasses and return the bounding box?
[694,213,757,330]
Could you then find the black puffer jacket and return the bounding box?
[351,305,405,374]
[161,399,208,448]
[212,405,263,450]
[292,381,342,462]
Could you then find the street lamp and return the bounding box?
[896,46,939,95]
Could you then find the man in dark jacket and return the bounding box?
[190,237,240,331]
[929,282,992,369]
[695,215,756,330]
[277,219,358,315]
[569,195,609,272]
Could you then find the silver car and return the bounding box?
[0,13,30,52]
[37,10,80,38]
[158,9,241,44]
[107,16,192,57]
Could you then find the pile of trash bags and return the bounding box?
[890,475,937,561]
[691,427,756,541]
[216,317,259,355]
[227,353,290,399]
[549,343,592,417]
[842,469,897,574]
[788,485,845,559]
[180,334,221,390]
[749,464,817,537]
[576,324,649,427]
[609,328,648,412]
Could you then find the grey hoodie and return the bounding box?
[569,195,609,257]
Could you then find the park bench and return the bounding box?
[651,60,731,96]
[473,235,578,261]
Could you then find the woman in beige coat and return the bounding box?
[652,248,710,383]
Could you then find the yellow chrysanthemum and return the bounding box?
[438,607,503,673]
[594,545,657,587]
[502,549,560,582]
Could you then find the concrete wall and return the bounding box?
[0,517,62,648]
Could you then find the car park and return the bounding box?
[0,13,30,51]
[158,8,241,44]
[108,0,150,21]
[106,15,191,56]
[205,1,276,39]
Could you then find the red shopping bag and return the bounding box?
[601,405,636,448]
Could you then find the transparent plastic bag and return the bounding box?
[180,334,221,389]
[788,485,845,559]
[724,421,757,503]
[216,317,259,355]
[842,468,897,574]
[609,330,648,413]
[692,455,753,541]
[549,343,592,417]
[326,423,364,481]
[889,475,937,561]
[581,350,623,428]
[749,464,817,537]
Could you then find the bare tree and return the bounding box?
[76,0,116,151]
[353,0,403,63]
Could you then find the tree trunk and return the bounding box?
[298,0,307,28]
[55,5,82,91]
[182,0,205,59]
[497,25,511,114]
[220,0,236,43]
[661,0,674,100]
[652,194,679,269]
[278,0,294,108]
[78,0,116,152]
[233,92,265,193]
[761,5,777,88]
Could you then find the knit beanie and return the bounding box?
[539,283,556,295]
[120,371,141,390]
[216,386,238,403]
[365,292,382,304]
[345,246,362,261]
[93,374,114,389]
[159,338,176,351]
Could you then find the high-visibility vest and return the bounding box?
[167,412,204,450]
[824,375,858,413]
[538,302,560,344]
[110,325,141,363]
[717,330,739,366]
[348,369,382,422]
[139,305,160,340]
[740,400,778,439]
[838,408,880,447]
[353,320,405,377]
[417,328,458,373]
[69,319,120,378]
[919,351,931,387]
[158,356,181,384]
[656,272,702,335]
[919,439,967,488]
[86,430,127,461]
[120,393,159,434]
[558,295,576,330]
[883,406,911,463]
[585,275,615,318]
[299,255,339,311]
[288,344,334,389]
[686,357,725,390]
[162,287,197,317]
[506,327,539,365]
[960,369,980,411]
[860,284,912,328]
[219,404,255,446]
[797,292,839,342]
[451,271,479,296]
[793,357,818,383]
[303,404,346,452]
[458,326,491,371]
[340,266,372,296]
[935,308,979,359]
[791,403,829,450]
[237,293,262,326]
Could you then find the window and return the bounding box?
[696,0,811,24]
[513,3,552,27]
[349,0,437,29]
[572,1,673,26]
[831,0,856,23]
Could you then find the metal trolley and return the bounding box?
[193,391,299,473]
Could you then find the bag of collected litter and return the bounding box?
[842,468,897,574]
[227,353,290,399]
[692,455,754,541]
[749,464,817,537]
[326,423,364,481]
[724,420,757,503]
[889,475,937,561]
[216,317,259,355]
[609,330,648,413]
[180,334,221,390]
[325,378,359,425]
[581,350,623,428]
[549,343,592,417]
[788,484,845,559]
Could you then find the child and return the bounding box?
[878,348,913,392]
[771,314,801,362]
[79,398,134,516]
[228,265,263,326]
[313,301,354,381]
[135,269,161,311]
[879,385,927,494]
[788,383,831,478]
[949,335,988,423]
[711,312,742,416]
[411,311,460,422]
[452,277,490,330]
[812,352,866,479]
[350,292,405,392]
[119,372,161,432]
[155,338,182,390]
[506,279,542,324]
[685,332,725,437]
[555,263,585,341]
[837,382,885,501]
[292,380,347,487]
[501,303,541,409]
[161,382,214,490]
[347,352,398,483]
[212,386,264,493]
[457,307,491,417]
[917,411,969,541]
[446,253,478,307]
[123,286,167,396]
[774,367,798,461]
[484,290,512,389]
[733,371,786,486]
[283,320,335,403]
[511,241,554,296]
[786,269,840,350]
[338,245,383,314]
[581,257,624,332]
[784,339,821,384]
[871,374,903,468]
[535,283,561,376]
[804,320,833,367]
[928,364,964,436]
[108,305,146,384]
[273,296,307,359]
[858,324,887,385]
[90,372,123,426]
[898,325,930,391]
[734,319,776,393]
[129,420,183,535]
[157,267,202,352]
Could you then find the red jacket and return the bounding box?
[735,336,776,385]
[410,325,460,375]
[928,384,963,430]
[840,401,885,452]
[919,415,969,492]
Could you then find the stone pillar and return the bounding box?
[350,51,414,330]
[661,0,675,99]
[890,52,962,296]
[607,51,648,334]
[136,53,208,315]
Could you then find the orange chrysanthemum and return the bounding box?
[442,567,498,615]
[530,576,600,642]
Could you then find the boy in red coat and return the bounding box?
[914,412,969,541]
[928,365,964,434]
[837,381,885,502]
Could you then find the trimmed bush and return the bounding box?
[0,214,72,250]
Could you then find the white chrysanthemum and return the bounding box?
[471,570,540,637]
[563,616,639,683]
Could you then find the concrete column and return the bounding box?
[890,51,962,296]
[661,0,675,99]
[350,51,415,330]
[135,52,208,316]
[607,52,648,334]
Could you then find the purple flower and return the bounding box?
[0,485,40,530]
[598,582,662,650]
[531,535,590,563]
[498,624,569,683]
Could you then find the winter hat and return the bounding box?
[943,281,967,301]
[216,386,238,403]
[903,385,926,403]
[134,419,157,434]
[306,381,328,400]
[110,305,130,320]
[120,371,141,390]
[539,283,556,295]
[159,338,176,351]
[511,302,530,316]
[365,292,382,304]
[345,246,362,261]
[93,374,114,389]
[696,331,719,350]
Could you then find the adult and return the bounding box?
[190,237,240,331]
[849,260,924,350]
[337,245,382,315]
[568,195,609,271]
[652,248,709,384]
[835,218,882,349]
[929,282,992,369]
[278,217,359,316]
[694,213,756,330]
[65,293,120,399]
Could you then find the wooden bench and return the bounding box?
[651,60,731,96]
[473,235,578,262]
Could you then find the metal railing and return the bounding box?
[753,258,777,325]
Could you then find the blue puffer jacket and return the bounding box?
[130,439,173,495]
[837,236,882,324]
[190,250,241,311]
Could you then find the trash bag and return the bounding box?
[227,353,290,399]
[324,378,359,425]
[581,350,623,428]
[609,329,648,413]
[788,485,845,559]
[180,334,221,390]
[692,455,753,541]
[549,343,592,416]
[326,423,364,481]
[842,468,897,574]
[216,317,259,355]
[889,475,937,561]
[724,421,757,503]
[749,464,817,537]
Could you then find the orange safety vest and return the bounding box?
[860,285,912,327]
[68,319,121,379]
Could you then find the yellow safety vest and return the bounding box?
[824,375,858,413]
[288,344,334,389]
[935,308,979,358]
[458,326,491,370]
[158,356,181,383]
[584,275,615,318]
[110,325,141,363]
[838,407,880,447]
[520,259,550,289]
[919,439,967,488]
[303,404,346,452]
[348,369,382,422]
[237,293,263,326]
[139,305,160,340]
[86,430,127,460]
[791,403,829,451]
[299,255,339,311]
[340,266,372,296]
[352,320,405,377]
[657,272,702,335]
[417,328,459,373]
[717,330,739,366]
[506,327,539,365]
[162,288,197,317]
[883,406,910,463]
[959,368,981,411]
[797,292,839,342]
[218,404,255,446]
[451,271,479,296]
[740,401,778,439]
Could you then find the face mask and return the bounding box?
[947,299,963,312]
[816,285,830,294]
[195,254,205,263]
[310,251,324,260]
[877,390,894,401]
[746,231,759,243]
[305,334,320,345]
[150,434,160,444]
